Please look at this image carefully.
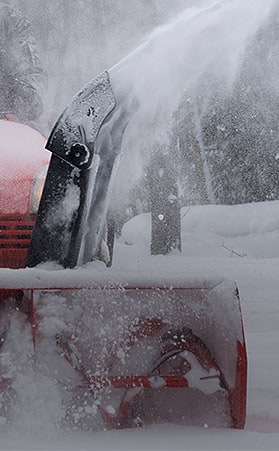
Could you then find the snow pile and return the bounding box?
[119,201,279,260]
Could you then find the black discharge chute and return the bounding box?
[26,71,136,268]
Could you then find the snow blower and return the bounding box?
[0,71,247,430]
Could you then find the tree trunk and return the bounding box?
[149,147,181,255]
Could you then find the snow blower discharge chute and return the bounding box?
[0,71,247,430]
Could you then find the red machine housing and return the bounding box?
[0,120,49,268]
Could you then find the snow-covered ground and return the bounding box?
[1,200,279,450]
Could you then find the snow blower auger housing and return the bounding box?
[0,71,247,430]
[0,277,247,430]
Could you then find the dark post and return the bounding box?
[149,145,181,255]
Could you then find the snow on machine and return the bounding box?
[0,119,49,269]
[0,72,247,430]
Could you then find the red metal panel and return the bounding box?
[0,216,35,268]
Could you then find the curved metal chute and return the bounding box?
[26,70,135,268]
